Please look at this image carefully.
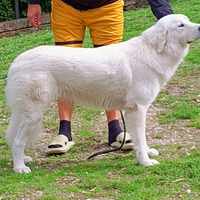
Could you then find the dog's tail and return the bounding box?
[5,110,42,149]
[6,110,19,148]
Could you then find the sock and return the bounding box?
[108,120,123,144]
[58,120,72,141]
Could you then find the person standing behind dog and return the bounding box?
[26,0,173,154]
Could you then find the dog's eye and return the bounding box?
[178,23,184,27]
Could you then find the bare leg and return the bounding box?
[106,110,119,123]
[58,99,74,121]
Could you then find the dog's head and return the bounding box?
[142,14,200,53]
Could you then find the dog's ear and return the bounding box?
[142,26,168,53]
[150,29,168,53]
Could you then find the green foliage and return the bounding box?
[0,0,14,22]
[0,0,51,22]
[40,0,51,14]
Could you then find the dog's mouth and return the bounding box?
[187,41,192,44]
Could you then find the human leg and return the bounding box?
[106,111,122,144]
[47,0,85,154]
[84,0,134,149]
[47,100,75,154]
[57,99,73,141]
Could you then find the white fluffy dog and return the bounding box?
[5,14,200,173]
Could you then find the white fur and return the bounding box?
[5,14,200,173]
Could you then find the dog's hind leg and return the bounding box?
[5,110,33,167]
[12,111,43,173]
[6,110,19,148]
[125,105,159,166]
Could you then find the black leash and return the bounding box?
[88,111,126,160]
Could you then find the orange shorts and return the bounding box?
[51,0,124,47]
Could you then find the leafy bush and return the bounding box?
[0,0,15,22]
[0,0,51,22]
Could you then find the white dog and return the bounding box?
[5,14,200,173]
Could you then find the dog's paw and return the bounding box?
[139,159,159,166]
[147,148,159,157]
[14,165,31,174]
[24,156,33,163]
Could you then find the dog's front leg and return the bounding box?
[126,105,159,166]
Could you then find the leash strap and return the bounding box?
[88,111,126,159]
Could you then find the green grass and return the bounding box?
[0,151,200,199]
[1,0,200,199]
